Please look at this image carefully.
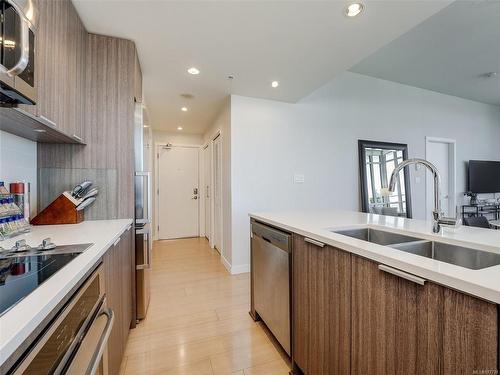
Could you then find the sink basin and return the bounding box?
[333,228,500,270]
[390,240,500,270]
[333,228,421,246]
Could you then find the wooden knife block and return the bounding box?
[32,192,84,225]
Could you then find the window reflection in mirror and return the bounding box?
[359,140,412,218]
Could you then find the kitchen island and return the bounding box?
[249,210,500,375]
[0,219,133,373]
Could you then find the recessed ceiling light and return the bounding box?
[181,107,188,112]
[271,81,279,88]
[484,72,498,78]
[346,2,364,17]
[143,125,149,128]
[34,129,46,133]
[177,126,183,130]
[187,67,200,75]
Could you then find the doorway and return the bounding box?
[158,145,200,239]
[426,137,456,218]
[213,134,222,252]
[203,144,211,241]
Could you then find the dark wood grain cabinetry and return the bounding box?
[292,235,499,375]
[292,235,351,375]
[103,226,134,375]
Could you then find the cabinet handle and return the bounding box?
[304,237,325,248]
[72,134,83,142]
[378,264,426,285]
[39,115,57,127]
[113,237,121,247]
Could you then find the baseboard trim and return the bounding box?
[220,255,232,273]
[230,264,250,275]
[220,257,250,275]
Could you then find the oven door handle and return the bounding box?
[65,307,115,375]
[0,3,30,76]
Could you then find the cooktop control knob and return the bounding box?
[40,238,56,251]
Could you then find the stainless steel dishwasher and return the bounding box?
[251,221,291,355]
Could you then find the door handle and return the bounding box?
[304,237,325,248]
[378,264,426,285]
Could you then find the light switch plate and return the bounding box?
[294,174,305,184]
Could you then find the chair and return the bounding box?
[463,216,491,229]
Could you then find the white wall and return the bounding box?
[229,72,500,271]
[152,130,204,239]
[203,97,233,268]
[0,131,37,219]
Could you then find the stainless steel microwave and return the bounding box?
[0,0,36,105]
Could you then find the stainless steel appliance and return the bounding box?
[9,264,113,375]
[134,102,152,320]
[0,240,92,315]
[0,0,37,105]
[251,221,291,355]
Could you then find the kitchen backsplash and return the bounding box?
[38,167,118,220]
[0,131,37,219]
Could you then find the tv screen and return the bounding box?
[468,160,500,193]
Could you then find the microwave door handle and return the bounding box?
[0,8,29,76]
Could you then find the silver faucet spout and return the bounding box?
[388,158,443,233]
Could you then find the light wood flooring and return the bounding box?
[120,237,290,375]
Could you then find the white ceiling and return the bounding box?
[73,0,451,134]
[351,1,500,106]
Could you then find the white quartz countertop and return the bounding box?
[250,210,500,304]
[0,219,133,367]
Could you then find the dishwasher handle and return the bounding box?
[251,222,291,252]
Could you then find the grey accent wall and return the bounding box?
[38,168,117,220]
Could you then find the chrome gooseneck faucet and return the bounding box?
[389,158,455,233]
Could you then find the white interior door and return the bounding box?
[213,135,222,251]
[158,146,199,239]
[204,145,211,241]
[426,137,456,218]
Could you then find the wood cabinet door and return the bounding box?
[121,227,134,340]
[32,0,86,138]
[292,235,351,375]
[351,255,498,375]
[103,240,124,375]
[351,255,420,375]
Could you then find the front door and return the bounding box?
[158,146,199,239]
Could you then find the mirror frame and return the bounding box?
[358,139,413,218]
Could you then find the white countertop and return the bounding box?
[0,219,132,367]
[250,210,500,304]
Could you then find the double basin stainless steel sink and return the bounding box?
[333,228,500,270]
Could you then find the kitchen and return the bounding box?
[1,1,500,374]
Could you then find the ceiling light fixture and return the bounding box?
[271,81,279,88]
[143,125,149,128]
[484,72,498,78]
[187,67,200,75]
[177,126,183,130]
[346,2,364,17]
[181,107,188,112]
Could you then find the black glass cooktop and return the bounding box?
[0,244,92,316]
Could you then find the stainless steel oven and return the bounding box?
[0,0,36,105]
[10,264,114,375]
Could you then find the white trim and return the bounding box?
[230,264,250,275]
[210,129,222,252]
[425,136,457,218]
[220,255,231,273]
[155,142,202,240]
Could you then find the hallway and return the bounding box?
[120,238,290,374]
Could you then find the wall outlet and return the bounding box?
[294,174,305,184]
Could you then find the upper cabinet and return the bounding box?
[35,0,86,141]
[16,0,86,143]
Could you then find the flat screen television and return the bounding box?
[468,160,500,193]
